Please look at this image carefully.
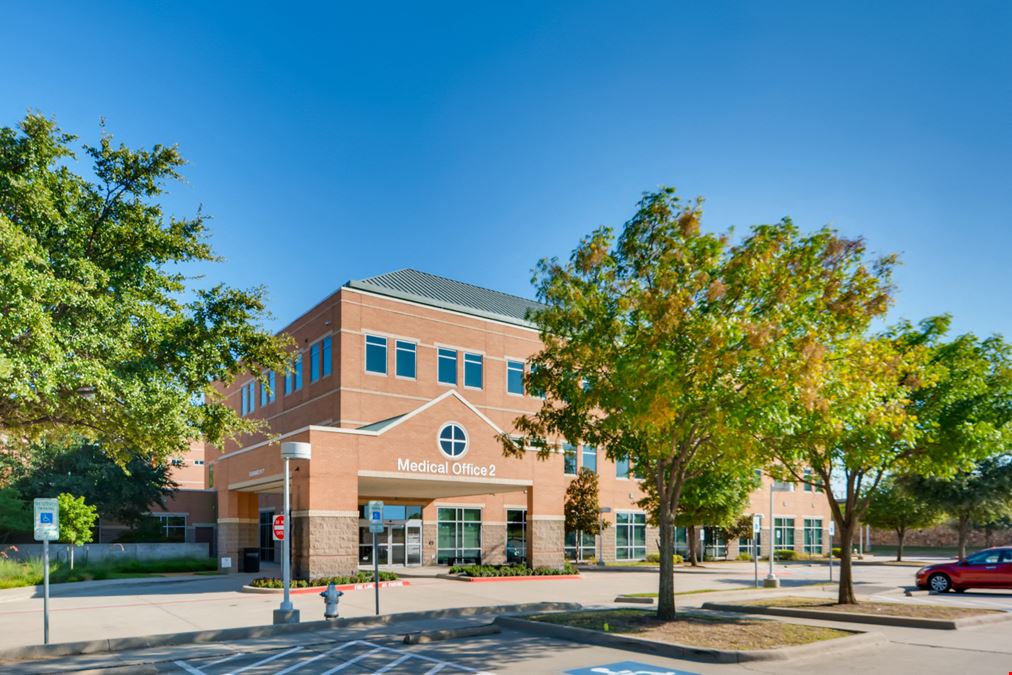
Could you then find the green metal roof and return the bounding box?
[344,269,543,328]
[356,414,406,432]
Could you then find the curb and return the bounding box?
[493,614,883,663]
[240,580,410,594]
[403,623,501,644]
[0,601,582,664]
[615,596,655,604]
[0,574,228,601]
[436,574,581,583]
[701,601,1012,630]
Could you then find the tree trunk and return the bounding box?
[837,523,858,604]
[984,527,994,548]
[895,527,905,562]
[657,509,676,620]
[687,525,700,566]
[957,514,970,560]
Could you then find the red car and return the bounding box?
[915,547,1012,593]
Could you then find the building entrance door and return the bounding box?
[358,504,423,567]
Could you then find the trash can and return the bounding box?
[241,548,260,573]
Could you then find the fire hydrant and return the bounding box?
[320,582,343,620]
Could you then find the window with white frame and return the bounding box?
[564,529,596,561]
[803,518,823,554]
[507,360,524,395]
[616,512,647,560]
[563,443,578,475]
[774,517,795,551]
[463,353,483,389]
[616,454,630,479]
[365,335,387,374]
[438,348,457,385]
[396,340,416,378]
[152,514,186,542]
[581,445,597,474]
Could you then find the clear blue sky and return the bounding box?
[4,2,1010,337]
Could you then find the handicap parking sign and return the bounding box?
[566,662,700,675]
[40,513,53,524]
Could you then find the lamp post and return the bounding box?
[274,441,311,625]
[765,476,780,588]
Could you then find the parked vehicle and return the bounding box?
[915,547,1012,593]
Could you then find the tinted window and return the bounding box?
[396,340,416,378]
[365,335,387,374]
[507,360,524,395]
[438,348,457,384]
[464,353,483,389]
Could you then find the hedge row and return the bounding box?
[250,571,399,588]
[447,562,578,577]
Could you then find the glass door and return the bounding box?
[405,520,422,566]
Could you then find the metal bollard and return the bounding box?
[320,582,343,620]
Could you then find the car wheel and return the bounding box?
[929,573,952,593]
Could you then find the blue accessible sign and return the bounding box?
[566,662,700,675]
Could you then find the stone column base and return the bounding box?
[293,513,359,578]
[529,517,565,569]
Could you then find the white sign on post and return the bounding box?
[368,500,384,534]
[34,498,59,541]
[828,521,835,536]
[752,515,761,534]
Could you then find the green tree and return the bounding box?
[503,188,895,619]
[57,492,98,569]
[565,468,605,538]
[0,114,290,465]
[771,321,1012,603]
[14,440,176,528]
[668,464,757,565]
[908,455,1012,559]
[863,477,943,561]
[0,487,33,542]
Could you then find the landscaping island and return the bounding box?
[731,596,1000,620]
[0,556,216,589]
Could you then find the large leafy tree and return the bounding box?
[908,455,1012,559]
[504,188,894,619]
[0,114,290,464]
[863,477,943,561]
[669,464,757,565]
[772,322,1011,603]
[564,468,605,540]
[57,492,98,569]
[13,440,176,528]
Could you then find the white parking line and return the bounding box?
[226,646,303,674]
[175,661,208,675]
[319,647,383,674]
[273,642,360,675]
[205,653,245,667]
[371,653,412,674]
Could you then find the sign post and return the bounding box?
[34,498,59,645]
[752,514,761,588]
[828,520,836,583]
[368,500,384,615]
[276,442,311,625]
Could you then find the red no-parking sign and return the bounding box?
[272,514,285,541]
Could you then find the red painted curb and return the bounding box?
[246,580,411,594]
[454,575,581,583]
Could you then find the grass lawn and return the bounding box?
[741,596,1001,619]
[622,580,827,599]
[531,609,850,650]
[0,556,217,589]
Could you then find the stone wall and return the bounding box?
[528,517,564,568]
[6,542,211,563]
[871,524,1012,549]
[482,520,506,564]
[293,514,359,578]
[217,519,258,571]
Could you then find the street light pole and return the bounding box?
[765,476,779,587]
[275,441,311,625]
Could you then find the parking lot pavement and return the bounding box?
[168,638,492,675]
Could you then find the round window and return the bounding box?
[438,423,468,459]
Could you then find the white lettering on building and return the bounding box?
[397,457,497,478]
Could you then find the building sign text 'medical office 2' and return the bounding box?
[397,458,498,477]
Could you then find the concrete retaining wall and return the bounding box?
[3,542,210,562]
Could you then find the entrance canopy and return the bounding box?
[357,470,531,499]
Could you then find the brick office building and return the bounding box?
[206,269,833,576]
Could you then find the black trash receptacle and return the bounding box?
[241,548,260,573]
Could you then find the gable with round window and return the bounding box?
[438,423,468,459]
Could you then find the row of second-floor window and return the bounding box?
[363,334,538,396]
[559,443,644,480]
[239,336,332,415]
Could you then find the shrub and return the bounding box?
[644,553,682,564]
[448,562,577,578]
[773,549,798,561]
[737,552,754,561]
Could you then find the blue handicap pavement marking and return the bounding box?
[565,661,701,675]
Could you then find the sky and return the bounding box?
[3,2,1010,337]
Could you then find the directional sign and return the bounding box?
[33,498,59,542]
[566,662,700,675]
[272,514,285,541]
